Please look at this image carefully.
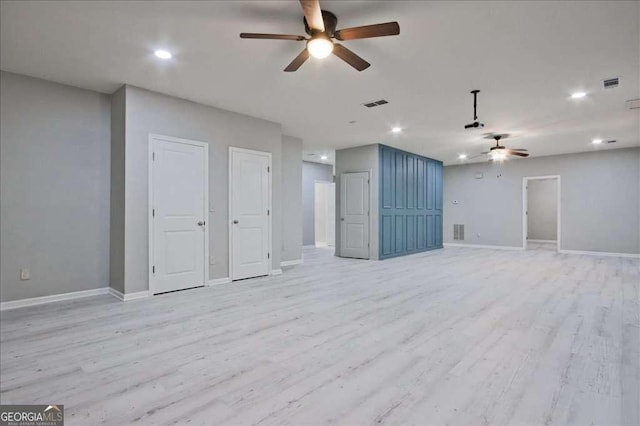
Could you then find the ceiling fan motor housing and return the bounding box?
[304,10,338,36]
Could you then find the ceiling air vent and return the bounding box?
[363,99,389,108]
[626,98,640,110]
[603,77,619,89]
[606,140,617,144]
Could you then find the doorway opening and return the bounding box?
[523,175,560,252]
[314,181,336,247]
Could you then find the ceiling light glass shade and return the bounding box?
[154,50,172,59]
[307,37,334,59]
[492,151,507,161]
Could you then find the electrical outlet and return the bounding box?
[209,256,215,265]
[20,268,30,280]
[477,233,481,238]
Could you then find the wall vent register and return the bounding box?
[453,224,465,241]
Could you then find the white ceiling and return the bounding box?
[1,1,638,165]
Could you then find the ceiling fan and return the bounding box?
[480,134,529,161]
[239,0,400,72]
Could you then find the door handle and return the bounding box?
[197,221,205,227]
[233,220,239,224]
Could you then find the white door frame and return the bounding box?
[228,147,273,280]
[148,134,209,295]
[522,175,561,251]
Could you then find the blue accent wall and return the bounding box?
[379,144,443,259]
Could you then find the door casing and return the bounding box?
[522,175,561,251]
[148,134,209,295]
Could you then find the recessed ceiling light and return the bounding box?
[458,154,467,160]
[570,91,587,99]
[391,127,402,133]
[592,138,603,144]
[154,49,172,59]
[320,155,328,160]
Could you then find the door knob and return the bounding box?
[341,218,345,221]
[197,221,205,226]
[233,220,239,224]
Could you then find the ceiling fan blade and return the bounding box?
[506,150,529,157]
[284,49,310,72]
[510,148,528,152]
[335,22,400,41]
[240,33,306,41]
[333,44,370,71]
[300,0,325,32]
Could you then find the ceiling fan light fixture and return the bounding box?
[307,36,334,59]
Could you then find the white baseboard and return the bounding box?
[444,243,524,251]
[207,277,231,286]
[271,269,283,275]
[108,288,150,302]
[527,239,557,244]
[559,249,640,259]
[1,287,109,311]
[280,259,302,267]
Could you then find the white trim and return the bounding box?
[271,269,283,275]
[229,147,273,281]
[108,288,150,301]
[149,134,209,296]
[280,259,302,267]
[444,243,524,251]
[1,288,108,311]
[523,175,561,252]
[207,277,231,286]
[559,249,640,259]
[527,239,557,244]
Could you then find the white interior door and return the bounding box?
[230,148,271,280]
[340,172,369,259]
[151,136,207,294]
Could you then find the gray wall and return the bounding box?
[121,85,284,293]
[444,148,640,254]
[302,161,333,246]
[527,178,558,241]
[109,86,126,293]
[281,136,303,262]
[335,145,379,259]
[0,71,111,302]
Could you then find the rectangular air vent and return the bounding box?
[363,99,389,108]
[603,77,619,89]
[606,140,617,144]
[626,98,640,110]
[453,224,465,241]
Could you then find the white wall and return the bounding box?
[444,148,640,254]
[335,145,379,259]
[0,71,111,302]
[281,135,303,262]
[302,161,333,246]
[527,178,558,241]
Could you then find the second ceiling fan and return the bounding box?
[239,0,400,72]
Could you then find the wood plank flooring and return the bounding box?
[1,247,638,425]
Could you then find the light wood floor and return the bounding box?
[1,247,638,425]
